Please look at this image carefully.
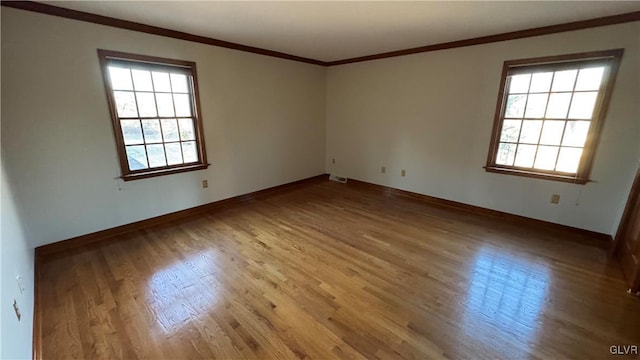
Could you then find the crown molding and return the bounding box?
[327,11,640,66]
[1,1,327,66]
[2,1,639,67]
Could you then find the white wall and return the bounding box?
[1,157,35,359]
[3,9,637,247]
[326,22,640,236]
[1,7,326,247]
[1,7,636,359]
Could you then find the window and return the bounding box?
[485,49,623,184]
[98,50,208,180]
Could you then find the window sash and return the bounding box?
[485,49,623,184]
[507,58,610,76]
[107,58,192,75]
[98,49,208,180]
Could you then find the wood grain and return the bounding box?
[614,166,640,291]
[37,178,639,359]
[347,178,612,245]
[35,175,327,257]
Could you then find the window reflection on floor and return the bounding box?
[462,246,550,357]
[146,250,221,335]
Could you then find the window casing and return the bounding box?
[98,49,208,180]
[485,49,623,184]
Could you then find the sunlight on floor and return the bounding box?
[146,250,222,335]
[462,247,550,357]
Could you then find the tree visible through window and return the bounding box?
[486,49,623,184]
[98,50,208,180]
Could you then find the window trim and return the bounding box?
[485,49,623,184]
[97,49,209,181]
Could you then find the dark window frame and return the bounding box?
[485,49,623,184]
[98,49,209,181]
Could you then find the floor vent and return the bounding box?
[329,174,348,183]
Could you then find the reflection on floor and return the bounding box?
[147,251,222,335]
[38,178,640,359]
[463,247,549,359]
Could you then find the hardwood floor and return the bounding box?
[38,178,640,359]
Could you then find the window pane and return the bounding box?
[146,144,167,168]
[108,67,133,90]
[131,70,153,91]
[568,92,598,119]
[156,93,175,117]
[514,144,536,168]
[529,72,553,93]
[165,142,183,165]
[500,119,521,142]
[505,95,526,118]
[161,119,180,142]
[182,141,198,163]
[562,121,590,147]
[575,67,604,91]
[551,70,577,92]
[170,73,189,93]
[102,53,206,177]
[121,120,144,145]
[126,145,148,170]
[545,93,572,119]
[519,120,542,144]
[141,119,162,143]
[136,92,157,117]
[556,147,582,173]
[496,142,516,166]
[152,72,172,92]
[114,91,138,117]
[534,146,559,170]
[524,93,548,118]
[509,74,531,93]
[174,94,192,117]
[539,120,565,146]
[178,118,195,140]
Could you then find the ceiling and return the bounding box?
[42,1,640,62]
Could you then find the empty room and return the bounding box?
[2,1,640,359]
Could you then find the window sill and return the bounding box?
[122,163,209,181]
[484,166,589,184]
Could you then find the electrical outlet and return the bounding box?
[551,194,560,204]
[381,166,386,174]
[202,180,208,188]
[401,169,406,177]
[13,300,21,321]
[332,158,335,164]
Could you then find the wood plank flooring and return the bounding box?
[38,179,640,359]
